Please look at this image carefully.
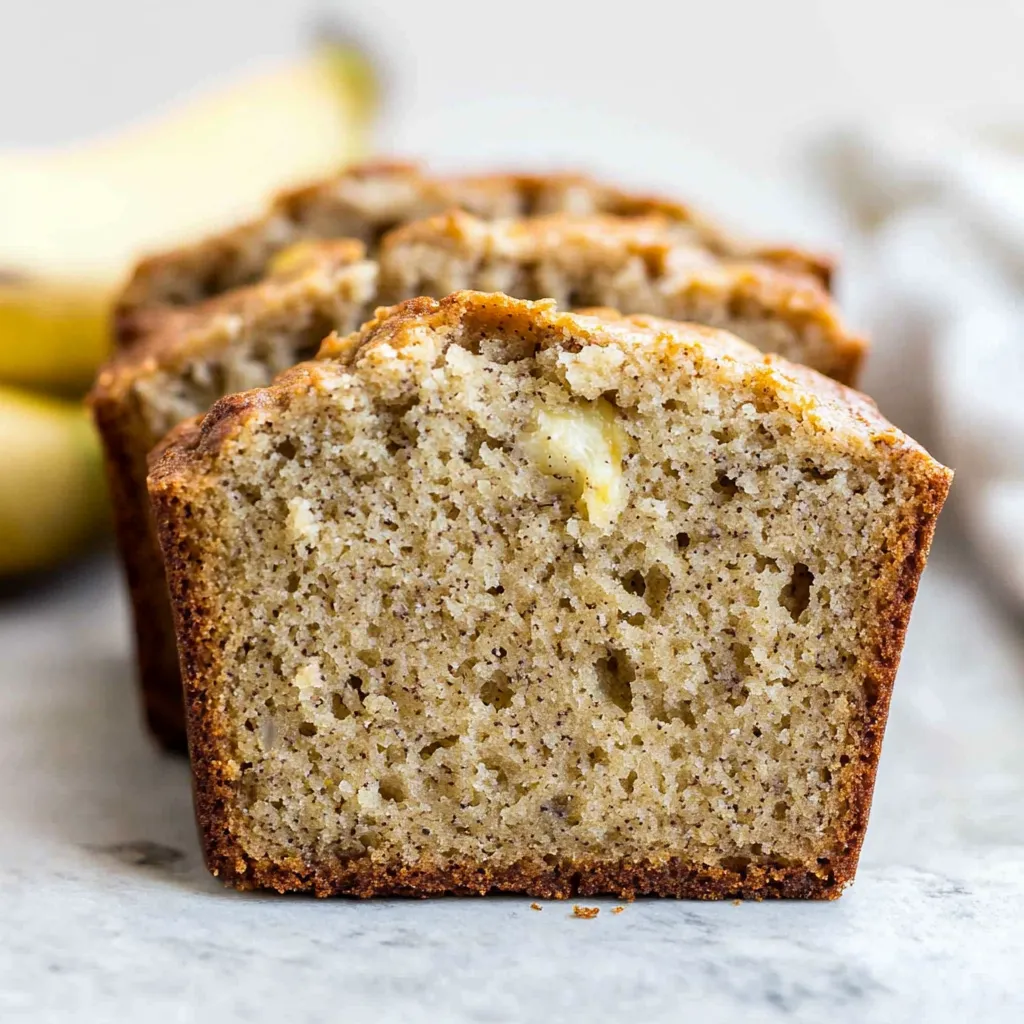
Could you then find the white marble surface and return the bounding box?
[1,530,1023,1023]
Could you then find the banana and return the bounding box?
[0,386,107,576]
[0,281,111,394]
[0,42,377,393]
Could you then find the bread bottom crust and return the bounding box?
[205,847,849,900]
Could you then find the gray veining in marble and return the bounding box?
[1,532,1023,1023]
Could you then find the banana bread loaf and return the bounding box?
[114,160,833,341]
[149,292,950,898]
[93,212,860,750]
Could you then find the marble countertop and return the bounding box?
[2,532,1022,1023]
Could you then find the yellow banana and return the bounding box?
[0,282,111,394]
[0,386,108,576]
[0,42,377,393]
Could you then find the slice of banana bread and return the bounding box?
[379,211,863,384]
[149,292,950,899]
[114,161,832,341]
[94,214,860,751]
[91,242,378,746]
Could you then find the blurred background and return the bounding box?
[4,0,1024,587]
[5,1,1023,178]
[2,1,1024,1015]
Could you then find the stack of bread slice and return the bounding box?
[91,161,949,900]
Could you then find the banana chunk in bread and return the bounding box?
[94,212,859,751]
[115,160,832,339]
[149,292,950,899]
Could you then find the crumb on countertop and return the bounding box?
[732,899,742,906]
[572,905,600,919]
[530,902,542,911]
[612,906,625,914]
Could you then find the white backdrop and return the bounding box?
[2,0,1022,185]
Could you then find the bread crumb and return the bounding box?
[611,906,625,914]
[530,902,542,911]
[572,905,600,919]
[732,899,742,906]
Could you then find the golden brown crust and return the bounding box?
[838,457,951,878]
[150,292,951,898]
[151,413,260,872]
[115,161,833,343]
[174,289,937,489]
[102,240,370,392]
[382,207,693,261]
[280,167,837,285]
[92,378,189,748]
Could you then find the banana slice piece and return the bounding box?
[526,398,629,528]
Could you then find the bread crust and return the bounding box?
[115,161,833,343]
[92,377,189,748]
[150,292,951,898]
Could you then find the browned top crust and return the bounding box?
[97,212,861,414]
[159,291,943,482]
[114,161,834,341]
[381,208,722,270]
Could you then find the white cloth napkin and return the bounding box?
[815,124,1024,606]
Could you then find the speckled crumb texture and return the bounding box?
[93,191,855,751]
[149,292,950,899]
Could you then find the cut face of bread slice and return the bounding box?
[94,214,860,751]
[114,161,833,339]
[150,292,950,899]
[378,211,864,385]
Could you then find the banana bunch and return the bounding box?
[0,43,376,576]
